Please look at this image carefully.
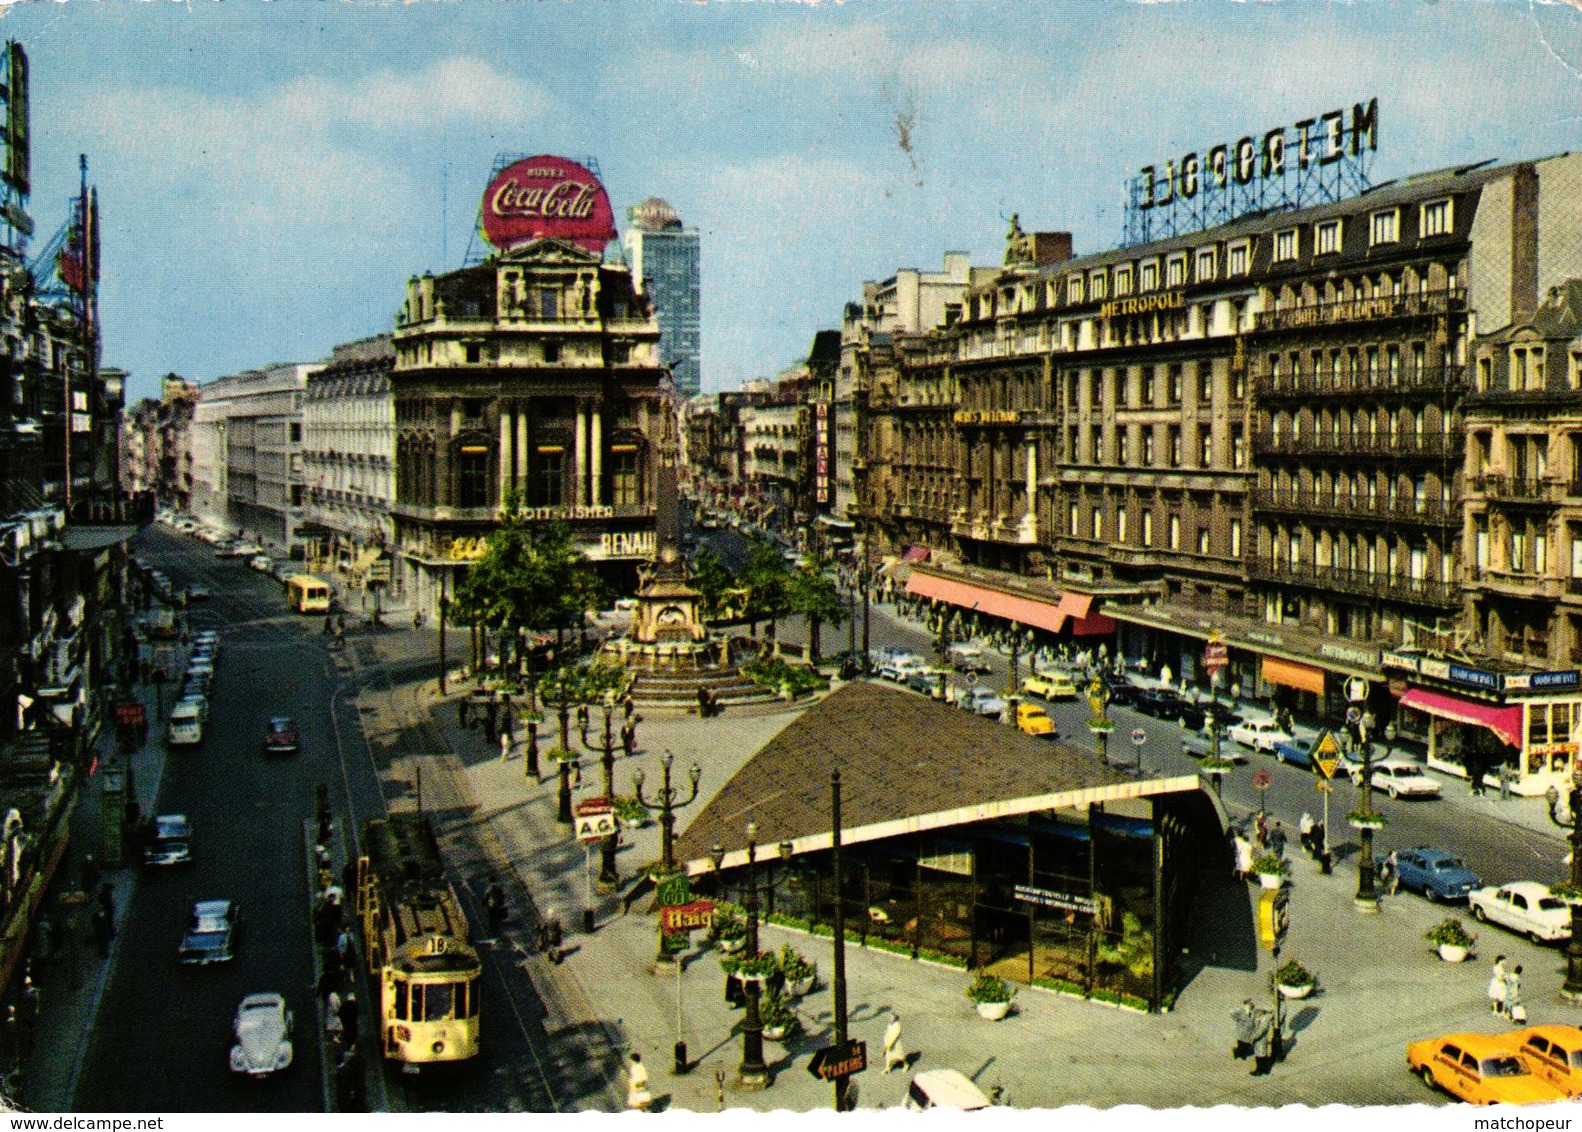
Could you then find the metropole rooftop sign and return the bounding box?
[480,154,617,254]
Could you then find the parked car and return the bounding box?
[143,814,192,866]
[1408,1032,1566,1105]
[905,667,949,697]
[167,698,207,747]
[1505,1025,1582,1096]
[1468,882,1572,942]
[1015,702,1057,738]
[263,716,301,756]
[179,899,239,965]
[1359,760,1442,798]
[878,655,927,682]
[904,1069,992,1112]
[1201,701,1244,731]
[248,555,273,572]
[1273,738,1313,768]
[1099,671,1139,706]
[1228,718,1294,753]
[1181,732,1247,763]
[1023,671,1077,700]
[230,993,294,1078]
[233,541,265,558]
[963,688,1006,718]
[1133,687,1186,720]
[946,643,993,674]
[1381,847,1481,902]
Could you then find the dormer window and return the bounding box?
[1370,208,1400,246]
[1227,240,1250,276]
[1114,266,1133,296]
[1420,198,1453,238]
[1088,271,1107,300]
[1195,248,1216,281]
[1166,254,1187,287]
[1315,219,1342,256]
[1273,228,1298,263]
[1139,260,1159,292]
[1066,276,1085,305]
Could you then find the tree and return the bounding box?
[786,548,845,662]
[741,536,793,642]
[689,544,735,619]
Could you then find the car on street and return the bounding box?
[1180,732,1247,762]
[963,688,1006,718]
[1133,686,1186,720]
[1381,847,1481,902]
[1023,671,1078,700]
[903,1069,992,1112]
[167,697,207,747]
[263,716,301,756]
[1505,1025,1582,1096]
[233,541,265,558]
[1273,739,1313,768]
[1228,717,1294,753]
[1201,701,1244,731]
[1468,881,1572,942]
[143,814,192,866]
[248,555,273,572]
[878,655,927,682]
[179,899,239,965]
[1408,1032,1567,1105]
[1357,759,1442,798]
[1015,702,1057,737]
[230,993,294,1078]
[184,584,210,602]
[1099,671,1139,706]
[945,643,993,674]
[904,667,949,697]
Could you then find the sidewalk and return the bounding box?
[355,621,1551,1110]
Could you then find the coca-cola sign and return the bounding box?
[480,155,617,254]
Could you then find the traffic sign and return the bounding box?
[1203,641,1228,674]
[1130,728,1147,747]
[964,671,979,688]
[574,798,616,842]
[1345,706,1362,725]
[808,1039,868,1082]
[1251,769,1272,790]
[1344,676,1369,702]
[574,797,613,816]
[1312,730,1343,779]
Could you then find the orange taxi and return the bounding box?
[1505,1025,1582,1097]
[1407,1032,1569,1105]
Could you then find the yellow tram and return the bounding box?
[355,812,481,1068]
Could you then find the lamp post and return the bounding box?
[555,749,578,825]
[633,750,702,875]
[1086,676,1113,765]
[578,689,625,889]
[1005,622,1030,700]
[1354,724,1379,911]
[830,769,851,1112]
[737,821,770,1089]
[437,592,449,697]
[1544,761,1582,1001]
[523,719,540,781]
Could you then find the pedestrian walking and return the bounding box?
[1506,965,1526,1023]
[339,992,359,1049]
[882,1012,907,1073]
[1267,822,1287,858]
[323,615,334,637]
[1254,813,1269,849]
[484,877,506,934]
[1488,955,1509,1016]
[1298,812,1316,856]
[1232,832,1254,881]
[626,1051,653,1111]
[499,729,512,763]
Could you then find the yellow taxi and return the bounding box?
[1505,1025,1582,1096]
[1023,670,1078,700]
[1407,1032,1570,1105]
[1015,702,1057,738]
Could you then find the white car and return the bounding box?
[1468,881,1572,943]
[879,656,927,681]
[230,992,294,1077]
[1228,718,1293,752]
[1359,759,1442,798]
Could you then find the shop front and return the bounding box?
[903,567,1117,646]
[1383,651,1582,796]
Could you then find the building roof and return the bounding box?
[674,681,1198,873]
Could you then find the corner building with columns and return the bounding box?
[389,158,667,615]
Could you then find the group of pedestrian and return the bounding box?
[1488,955,1527,1023]
[310,818,367,1110]
[1230,815,1287,880]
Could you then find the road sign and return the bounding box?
[964,671,978,688]
[574,798,616,842]
[1130,728,1147,747]
[1257,887,1289,951]
[659,900,716,934]
[1344,676,1369,702]
[1251,769,1272,790]
[1312,730,1343,779]
[574,797,613,816]
[1345,706,1362,725]
[808,1039,868,1082]
[1203,641,1228,674]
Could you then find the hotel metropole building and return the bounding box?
[866,143,1582,777]
[388,157,668,616]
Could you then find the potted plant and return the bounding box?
[760,987,800,1041]
[1347,809,1386,832]
[735,951,778,982]
[1274,959,1317,1000]
[777,944,817,997]
[1251,852,1289,890]
[966,971,1015,1021]
[710,902,747,953]
[1426,917,1475,962]
[547,747,578,765]
[1199,757,1236,775]
[613,795,648,830]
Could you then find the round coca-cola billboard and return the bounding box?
[479,155,617,254]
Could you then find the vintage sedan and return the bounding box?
[263,716,301,756]
[179,899,239,965]
[1358,760,1442,799]
[1228,718,1294,753]
[1468,882,1572,942]
[1022,671,1078,700]
[143,814,192,867]
[1505,1025,1582,1096]
[230,993,294,1078]
[963,688,1007,718]
[1407,1032,1568,1104]
[1382,847,1481,903]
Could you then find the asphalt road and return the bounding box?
[74,528,382,1111]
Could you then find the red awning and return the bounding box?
[902,545,931,564]
[905,572,1066,634]
[1399,688,1523,748]
[1057,592,1093,619]
[1069,612,1116,637]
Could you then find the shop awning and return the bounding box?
[1261,656,1326,696]
[1070,612,1117,637]
[1057,592,1094,619]
[905,572,1066,634]
[902,545,931,564]
[1399,688,1523,748]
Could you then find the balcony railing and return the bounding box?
[1247,558,1460,607]
[1253,289,1464,333]
[66,491,156,527]
[1469,475,1561,504]
[1250,488,1458,525]
[1251,430,1458,459]
[1252,365,1469,400]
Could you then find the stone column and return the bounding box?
[498,411,511,511]
[575,402,588,506]
[591,408,603,506]
[515,408,528,496]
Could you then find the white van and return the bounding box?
[168,699,206,747]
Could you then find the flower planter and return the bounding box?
[975,1000,1012,1021]
[1438,943,1469,963]
[763,1023,794,1041]
[717,936,746,954]
[787,975,815,998]
[1255,871,1286,890]
[1277,983,1314,1000]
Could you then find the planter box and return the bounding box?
[1437,943,1469,963]
[975,1000,1012,1021]
[763,1024,795,1041]
[1255,871,1286,890]
[717,937,746,954]
[787,975,815,998]
[1277,983,1314,1000]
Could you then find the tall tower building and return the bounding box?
[624,198,701,397]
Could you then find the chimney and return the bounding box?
[1032,232,1074,267]
[1511,164,1539,325]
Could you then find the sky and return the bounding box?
[2,0,1582,405]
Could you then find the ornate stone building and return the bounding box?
[302,335,395,582]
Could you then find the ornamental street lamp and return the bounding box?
[1004,622,1031,700]
[1086,676,1113,765]
[578,689,625,889]
[1543,761,1582,1002]
[555,748,580,825]
[523,719,541,781]
[633,750,702,875]
[1353,725,1380,911]
[712,824,794,1090]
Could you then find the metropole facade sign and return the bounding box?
[480,155,617,254]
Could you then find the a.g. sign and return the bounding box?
[480,155,617,254]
